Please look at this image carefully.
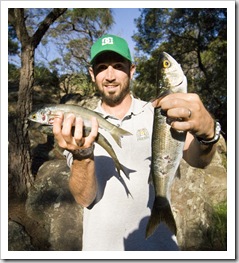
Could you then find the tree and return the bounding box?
[132,8,227,139]
[8,8,67,198]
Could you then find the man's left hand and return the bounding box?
[152,93,215,140]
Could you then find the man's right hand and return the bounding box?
[52,112,99,151]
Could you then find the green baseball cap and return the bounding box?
[90,34,132,64]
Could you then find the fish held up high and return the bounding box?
[146,52,187,239]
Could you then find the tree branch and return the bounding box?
[32,8,67,48]
[9,9,31,46]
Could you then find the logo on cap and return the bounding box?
[102,37,114,46]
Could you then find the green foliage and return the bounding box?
[33,65,93,97]
[34,65,59,88]
[8,63,20,84]
[63,8,113,33]
[59,72,93,96]
[133,9,169,53]
[133,9,226,55]
[206,201,227,250]
[132,8,227,139]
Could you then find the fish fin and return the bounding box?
[116,175,133,198]
[143,97,163,108]
[175,166,181,179]
[110,127,132,148]
[94,111,104,117]
[115,163,129,179]
[148,172,153,184]
[156,90,172,100]
[146,196,177,239]
[38,125,53,135]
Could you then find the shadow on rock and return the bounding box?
[25,160,84,251]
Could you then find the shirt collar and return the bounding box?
[95,95,146,120]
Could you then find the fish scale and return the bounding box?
[146,52,187,239]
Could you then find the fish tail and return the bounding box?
[115,163,129,179]
[110,127,132,148]
[146,196,177,239]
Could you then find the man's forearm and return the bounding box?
[183,135,217,168]
[69,157,97,207]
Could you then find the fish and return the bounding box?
[145,52,187,239]
[38,125,128,179]
[83,127,128,179]
[28,104,132,148]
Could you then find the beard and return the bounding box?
[98,79,131,107]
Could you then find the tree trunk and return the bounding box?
[9,45,35,198]
[8,8,67,198]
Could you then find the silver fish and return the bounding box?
[28,104,132,148]
[146,52,187,238]
[38,125,128,179]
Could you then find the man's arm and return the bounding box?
[53,112,99,207]
[69,157,97,207]
[183,132,217,168]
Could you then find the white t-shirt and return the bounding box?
[65,97,178,251]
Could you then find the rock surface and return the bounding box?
[8,220,36,251]
[171,136,227,250]
[25,160,83,251]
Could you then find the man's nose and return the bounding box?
[105,66,116,81]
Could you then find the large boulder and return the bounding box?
[171,136,227,250]
[25,160,83,251]
[8,220,36,251]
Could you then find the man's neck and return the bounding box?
[101,93,132,120]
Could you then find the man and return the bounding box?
[53,34,220,251]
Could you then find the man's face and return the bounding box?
[89,52,135,106]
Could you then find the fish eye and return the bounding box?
[163,60,170,68]
[32,114,36,119]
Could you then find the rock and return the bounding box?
[25,160,83,251]
[171,136,227,250]
[8,220,36,251]
[60,93,100,110]
[28,124,64,175]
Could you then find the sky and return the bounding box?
[108,8,141,58]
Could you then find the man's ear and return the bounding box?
[89,67,95,82]
[130,64,136,80]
